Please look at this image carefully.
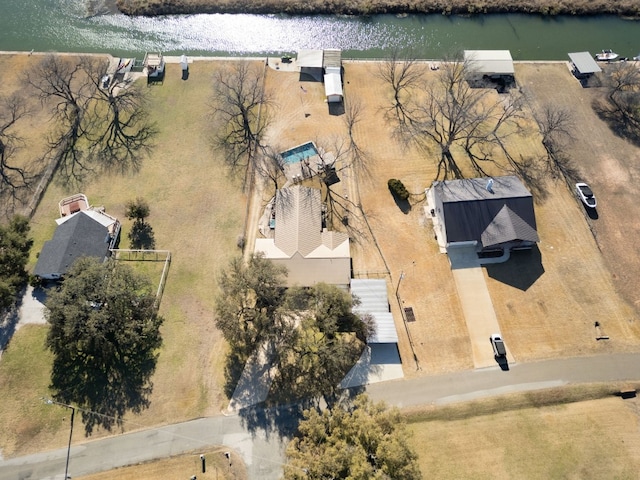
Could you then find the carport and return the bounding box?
[568,52,602,79]
[296,49,324,81]
[464,50,515,78]
[340,279,403,388]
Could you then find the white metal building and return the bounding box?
[463,50,515,77]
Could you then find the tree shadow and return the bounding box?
[485,246,545,291]
[592,98,640,147]
[128,220,155,249]
[392,194,411,214]
[237,401,305,441]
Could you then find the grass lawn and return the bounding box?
[0,325,67,456]
[407,386,640,479]
[1,56,251,456]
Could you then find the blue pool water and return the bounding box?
[281,142,319,165]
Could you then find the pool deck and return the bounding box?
[283,151,335,184]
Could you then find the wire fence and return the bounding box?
[110,249,172,309]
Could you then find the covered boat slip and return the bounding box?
[568,51,602,78]
[463,50,515,77]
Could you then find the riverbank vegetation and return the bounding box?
[116,0,640,17]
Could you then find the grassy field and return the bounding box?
[407,385,640,479]
[116,0,640,17]
[1,56,251,457]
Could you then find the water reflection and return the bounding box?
[0,0,638,59]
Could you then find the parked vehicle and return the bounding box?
[576,182,597,209]
[490,334,506,357]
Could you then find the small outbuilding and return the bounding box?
[568,52,602,79]
[297,49,324,81]
[324,68,343,103]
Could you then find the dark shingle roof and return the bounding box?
[480,205,539,247]
[34,212,111,278]
[433,176,538,247]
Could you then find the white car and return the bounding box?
[490,334,506,357]
[576,182,597,209]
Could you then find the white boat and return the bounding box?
[595,49,619,61]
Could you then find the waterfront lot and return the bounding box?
[1,54,640,470]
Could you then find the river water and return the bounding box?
[0,0,638,59]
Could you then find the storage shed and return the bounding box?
[324,69,343,103]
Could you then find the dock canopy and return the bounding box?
[296,49,324,68]
[464,50,515,76]
[568,52,602,75]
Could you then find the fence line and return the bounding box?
[110,249,172,309]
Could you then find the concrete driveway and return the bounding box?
[447,245,515,369]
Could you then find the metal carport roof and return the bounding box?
[351,278,399,343]
[464,50,515,75]
[568,52,602,74]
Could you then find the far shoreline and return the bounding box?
[115,0,640,18]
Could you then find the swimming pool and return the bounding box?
[280,142,319,165]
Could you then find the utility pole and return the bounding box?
[43,398,75,480]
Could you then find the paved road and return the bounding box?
[1,352,639,480]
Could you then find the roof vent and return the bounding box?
[486,178,494,193]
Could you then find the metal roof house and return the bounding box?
[568,52,602,79]
[464,50,515,77]
[254,186,350,287]
[428,176,539,255]
[34,210,120,280]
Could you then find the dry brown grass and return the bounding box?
[2,53,640,473]
[1,56,250,457]
[117,0,640,17]
[77,448,247,480]
[408,389,640,479]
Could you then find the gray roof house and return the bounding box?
[254,186,350,287]
[34,210,120,280]
[429,176,539,254]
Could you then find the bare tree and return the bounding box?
[376,47,425,127]
[210,62,271,175]
[27,55,155,184]
[80,57,157,174]
[0,94,32,210]
[536,104,577,179]
[594,62,640,143]
[380,52,525,180]
[27,55,93,183]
